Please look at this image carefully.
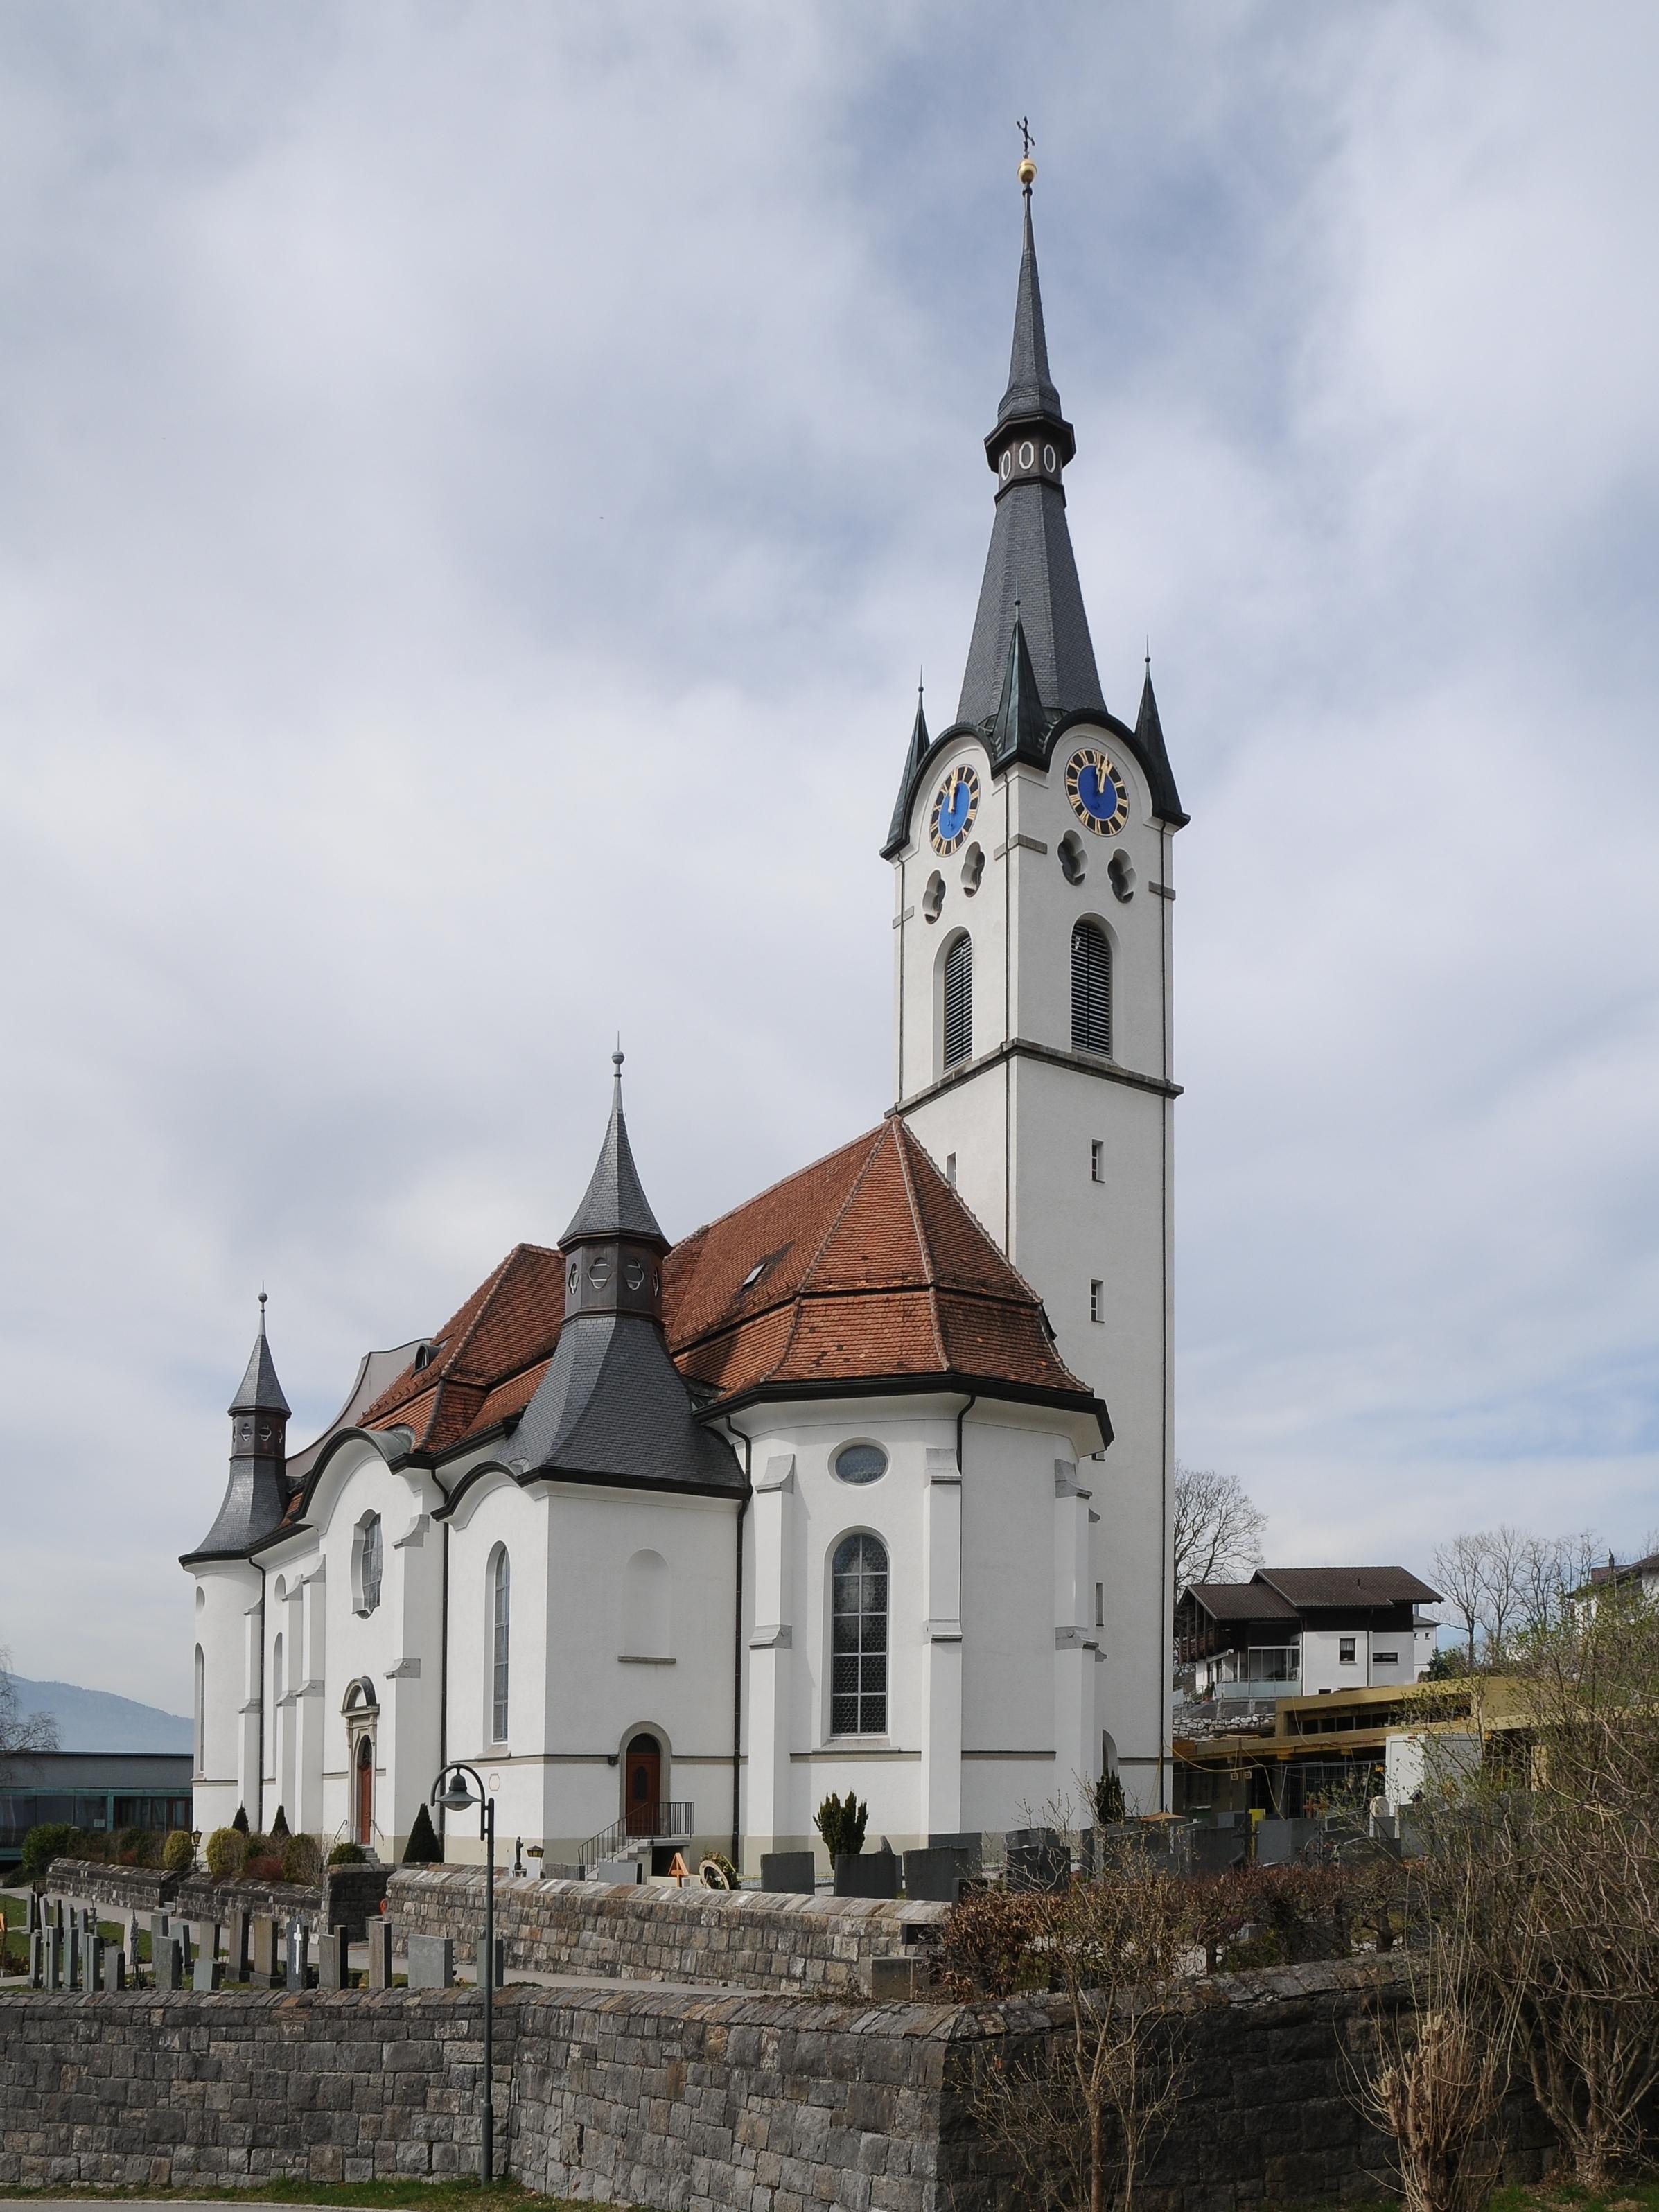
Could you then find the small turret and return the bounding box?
[181,1294,292,1565]
[559,1051,669,1326]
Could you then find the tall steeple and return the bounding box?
[956,159,1105,731]
[182,1293,292,1564]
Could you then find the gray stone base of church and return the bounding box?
[0,1960,1559,2212]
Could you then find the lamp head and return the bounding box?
[437,1774,473,1814]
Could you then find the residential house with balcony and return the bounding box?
[1175,1567,1441,1719]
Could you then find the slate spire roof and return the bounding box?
[562,1051,667,1248]
[229,1291,291,1418]
[884,683,931,852]
[182,1297,293,1565]
[956,187,1105,731]
[1132,655,1185,826]
[988,601,1047,770]
[504,1064,742,1496]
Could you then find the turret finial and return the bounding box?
[1016,116,1035,193]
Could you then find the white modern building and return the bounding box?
[184,166,1187,1870]
[1175,1567,1441,1712]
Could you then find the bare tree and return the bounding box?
[0,1649,57,1777]
[1474,1525,1527,1662]
[1430,1534,1488,1669]
[1171,1465,1266,1593]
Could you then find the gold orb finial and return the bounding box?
[1018,155,1036,189]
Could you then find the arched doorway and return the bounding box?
[624,1732,662,1836]
[354,1736,374,1846]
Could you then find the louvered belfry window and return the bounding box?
[831,1533,888,1735]
[942,933,973,1069]
[1071,920,1112,1056]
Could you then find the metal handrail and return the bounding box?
[577,1799,694,1869]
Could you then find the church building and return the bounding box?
[184,164,1186,1871]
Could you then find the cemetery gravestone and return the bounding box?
[760,1851,817,1894]
[249,1915,278,1988]
[475,1935,504,1990]
[366,1920,393,1990]
[225,1906,250,1983]
[155,1937,182,1992]
[286,1921,308,1990]
[901,1846,964,1903]
[192,1943,222,1994]
[103,1947,126,1992]
[834,1843,899,1899]
[1005,1828,1071,1892]
[317,1927,349,1990]
[406,1934,453,1990]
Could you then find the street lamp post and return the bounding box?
[430,1763,496,2182]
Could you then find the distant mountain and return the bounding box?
[9,1676,193,1754]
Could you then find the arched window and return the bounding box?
[623,1549,670,1660]
[489,1547,511,1743]
[1071,920,1112,1056]
[942,933,973,1069]
[272,1631,283,1701]
[355,1513,383,1616]
[831,1534,888,1737]
[193,1644,204,1770]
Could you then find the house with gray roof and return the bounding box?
[1175,1566,1441,1714]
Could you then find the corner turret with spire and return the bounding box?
[182,1292,292,1564]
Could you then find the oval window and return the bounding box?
[624,1258,646,1290]
[833,1442,888,1485]
[588,1256,612,1288]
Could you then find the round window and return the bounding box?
[624,1258,646,1290]
[588,1256,612,1288]
[833,1442,888,1485]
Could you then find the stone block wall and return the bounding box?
[0,1960,1560,2212]
[388,1867,949,1995]
[44,1859,387,1942]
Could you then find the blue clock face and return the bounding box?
[1065,747,1130,837]
[929,764,980,854]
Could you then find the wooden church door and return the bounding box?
[624,1733,661,1835]
[355,1737,374,1846]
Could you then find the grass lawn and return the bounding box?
[1490,2188,1659,2212]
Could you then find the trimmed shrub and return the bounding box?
[161,1829,196,1874]
[19,1822,77,1879]
[270,1804,291,1841]
[231,1805,250,1834]
[327,1840,367,1866]
[403,1802,443,1865]
[204,1825,245,1880]
[1089,1771,1127,1825]
[281,1831,322,1886]
[814,1791,868,1860]
[243,1853,284,1883]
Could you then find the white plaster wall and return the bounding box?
[893,722,1175,1809]
[191,1559,261,1838]
[731,1392,1096,1865]
[1301,1627,1424,1695]
[443,1469,739,1863]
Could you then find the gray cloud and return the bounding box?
[1,0,1656,1705]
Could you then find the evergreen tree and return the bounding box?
[403,1802,443,1865]
[231,1805,249,1834]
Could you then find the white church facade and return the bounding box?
[184,169,1187,1872]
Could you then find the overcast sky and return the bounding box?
[1,1,1656,1713]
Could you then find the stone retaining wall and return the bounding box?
[44,1859,387,1942]
[0,1957,1556,2212]
[388,1866,948,1995]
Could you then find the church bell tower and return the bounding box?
[885,155,1186,1808]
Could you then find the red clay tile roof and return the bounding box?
[332,1122,1098,1468]
[355,1243,566,1454]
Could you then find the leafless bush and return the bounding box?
[943,1843,1197,2212]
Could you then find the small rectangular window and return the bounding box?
[1090,1139,1104,1184]
[1089,1279,1104,1324]
[1094,1582,1104,1629]
[945,1152,957,1187]
[1373,1650,1398,1665]
[1339,1637,1357,1663]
